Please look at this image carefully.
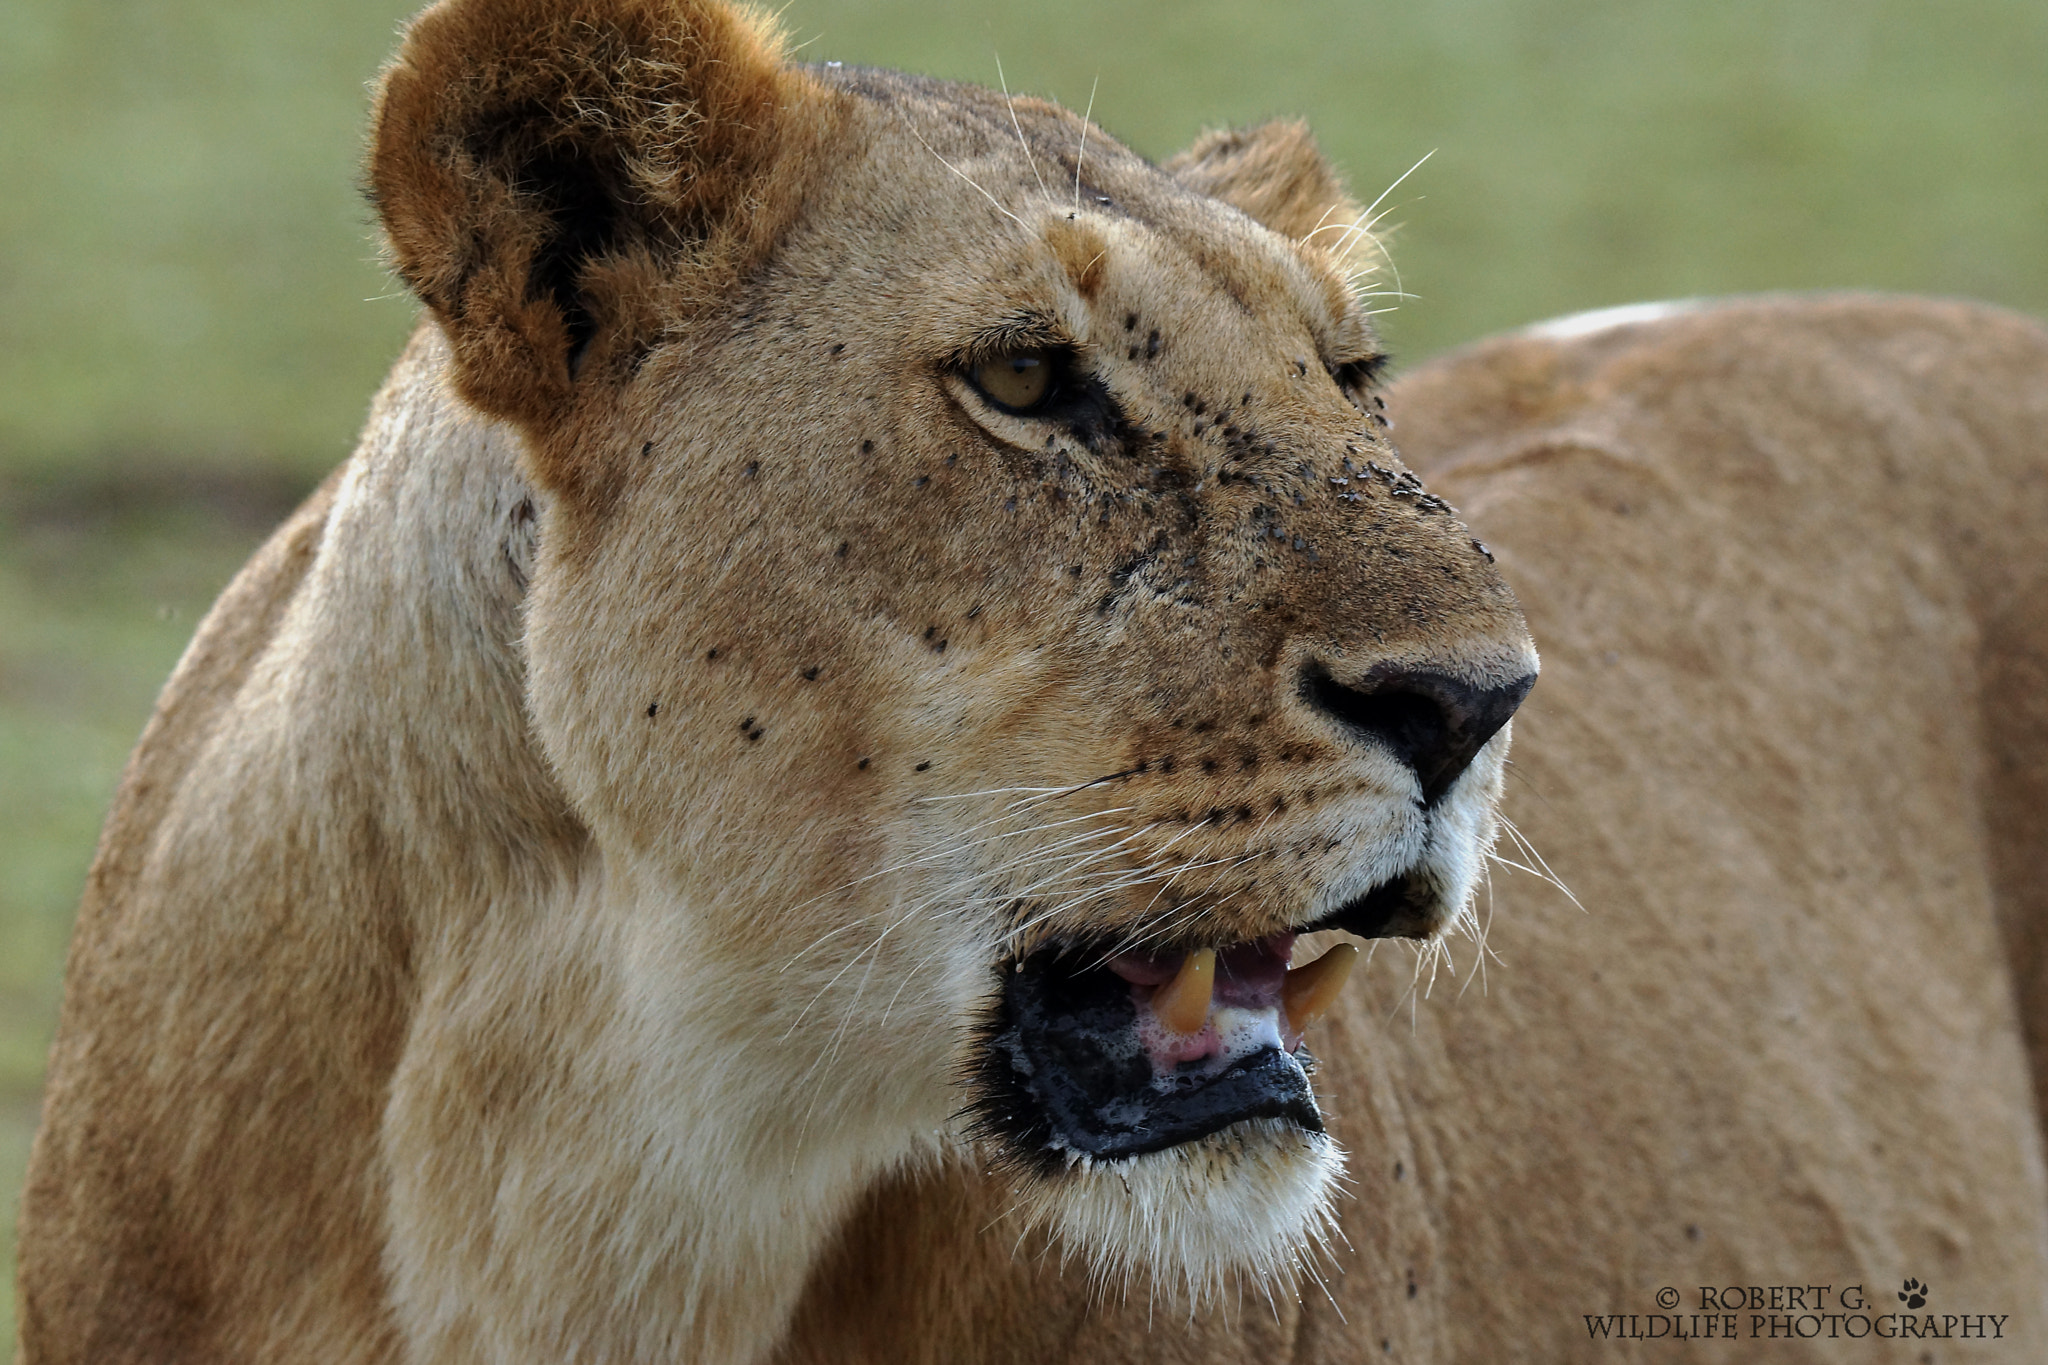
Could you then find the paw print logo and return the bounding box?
[1898,1278,1929,1310]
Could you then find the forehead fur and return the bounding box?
[808,68,1379,365]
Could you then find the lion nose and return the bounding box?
[1298,662,1536,806]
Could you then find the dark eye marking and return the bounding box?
[1327,354,1389,396]
[1325,354,1390,418]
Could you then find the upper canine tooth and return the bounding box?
[1283,943,1359,1036]
[1152,948,1216,1035]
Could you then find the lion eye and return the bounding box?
[972,349,1056,411]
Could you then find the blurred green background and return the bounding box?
[3,0,2044,1341]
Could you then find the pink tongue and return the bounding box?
[1108,934,1297,1073]
[1216,936,1293,1008]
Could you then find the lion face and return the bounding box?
[372,0,1534,1299]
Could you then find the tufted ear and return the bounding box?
[369,0,804,431]
[1165,121,1385,278]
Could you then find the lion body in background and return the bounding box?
[15,0,2048,1355]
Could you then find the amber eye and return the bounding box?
[972,349,1055,411]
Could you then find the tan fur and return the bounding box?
[770,295,2048,1362]
[16,0,2048,1359]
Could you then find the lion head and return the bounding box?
[363,0,1536,1320]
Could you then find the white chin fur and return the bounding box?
[1014,1119,1345,1307]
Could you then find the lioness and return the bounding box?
[16,0,2048,1360]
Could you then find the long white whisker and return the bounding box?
[1323,204,1401,275]
[1073,74,1098,209]
[897,111,1027,229]
[999,839,1170,944]
[1127,829,1225,917]
[915,784,1071,803]
[1486,830,1584,915]
[1001,766,1142,813]
[779,803,1138,936]
[1000,858,1168,908]
[782,897,930,1038]
[995,55,1051,200]
[786,819,1147,1035]
[1498,814,1584,912]
[1457,860,1497,1000]
[977,850,1178,919]
[1382,246,1407,312]
[856,821,1142,945]
[945,840,1241,953]
[1302,200,1348,239]
[1014,847,1226,925]
[878,936,959,1029]
[1090,848,1268,964]
[1359,148,1434,223]
[910,824,1148,926]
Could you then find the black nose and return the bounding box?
[1299,662,1535,805]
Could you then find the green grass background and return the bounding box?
[4,0,2045,1344]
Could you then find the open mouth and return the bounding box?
[968,910,1402,1173]
[967,870,1433,1169]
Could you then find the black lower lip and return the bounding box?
[1300,870,1430,939]
[966,948,1322,1170]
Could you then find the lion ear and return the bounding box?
[369,0,800,430]
[1165,121,1382,275]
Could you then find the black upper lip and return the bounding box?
[1296,868,1428,939]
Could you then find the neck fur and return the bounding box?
[313,330,925,1362]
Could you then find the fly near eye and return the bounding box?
[973,349,1055,411]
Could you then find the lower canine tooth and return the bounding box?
[1283,943,1359,1036]
[1153,947,1216,1035]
